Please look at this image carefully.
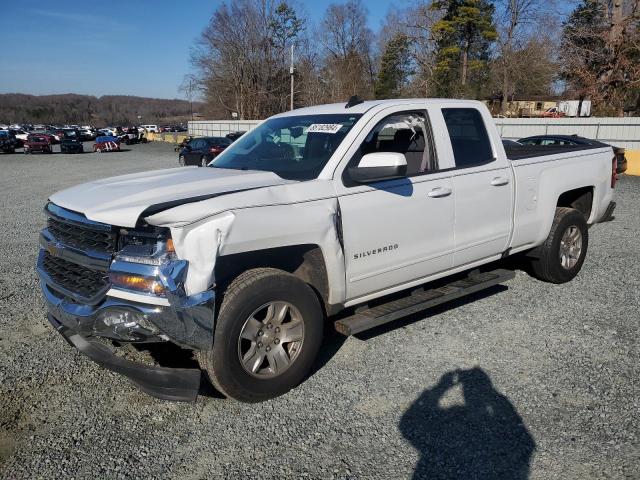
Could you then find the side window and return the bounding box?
[350,111,436,179]
[442,108,494,168]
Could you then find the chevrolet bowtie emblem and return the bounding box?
[47,244,60,256]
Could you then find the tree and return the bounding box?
[430,0,497,97]
[561,0,640,115]
[191,0,305,119]
[320,0,375,101]
[374,33,412,99]
[269,2,304,50]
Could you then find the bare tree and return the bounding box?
[320,0,375,101]
[191,0,305,119]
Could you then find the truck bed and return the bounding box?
[505,143,607,160]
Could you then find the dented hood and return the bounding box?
[49,166,293,227]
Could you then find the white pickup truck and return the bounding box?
[37,99,617,402]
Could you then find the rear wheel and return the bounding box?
[201,155,207,167]
[528,207,588,284]
[197,268,324,403]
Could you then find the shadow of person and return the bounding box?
[400,368,535,480]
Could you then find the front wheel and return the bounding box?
[528,207,588,284]
[197,268,324,402]
[201,155,207,167]
[178,155,185,166]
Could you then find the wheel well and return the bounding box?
[557,186,593,220]
[214,244,330,310]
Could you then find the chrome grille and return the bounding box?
[41,251,109,300]
[46,216,117,254]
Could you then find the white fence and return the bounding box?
[189,120,261,138]
[190,117,640,150]
[495,117,640,150]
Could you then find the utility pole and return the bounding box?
[189,77,194,122]
[290,44,294,111]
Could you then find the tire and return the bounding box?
[201,156,207,167]
[178,155,185,166]
[197,268,324,403]
[528,207,588,284]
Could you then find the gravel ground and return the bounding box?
[0,142,638,479]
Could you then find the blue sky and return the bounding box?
[0,0,395,100]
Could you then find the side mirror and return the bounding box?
[348,152,408,183]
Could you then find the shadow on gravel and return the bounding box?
[400,367,535,480]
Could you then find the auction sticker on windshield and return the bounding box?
[307,124,343,134]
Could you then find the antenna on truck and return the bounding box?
[345,95,364,108]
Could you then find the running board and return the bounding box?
[334,269,515,336]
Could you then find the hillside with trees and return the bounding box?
[190,0,639,119]
[0,93,203,125]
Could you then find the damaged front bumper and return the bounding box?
[47,314,202,401]
[38,228,216,400]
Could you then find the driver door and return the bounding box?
[336,108,455,302]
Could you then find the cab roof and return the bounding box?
[271,98,482,117]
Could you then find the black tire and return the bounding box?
[201,155,207,167]
[178,155,185,166]
[197,268,324,403]
[528,207,588,284]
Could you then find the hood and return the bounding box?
[49,167,293,227]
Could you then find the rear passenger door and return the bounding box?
[441,107,514,267]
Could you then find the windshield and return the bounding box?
[210,114,362,180]
[63,130,78,138]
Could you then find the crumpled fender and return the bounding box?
[150,197,346,305]
[168,212,235,296]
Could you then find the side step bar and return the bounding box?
[334,269,515,336]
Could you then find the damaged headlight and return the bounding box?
[116,227,176,266]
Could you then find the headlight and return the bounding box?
[116,227,176,266]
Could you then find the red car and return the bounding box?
[24,134,53,154]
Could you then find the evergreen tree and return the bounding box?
[430,0,497,97]
[374,33,412,99]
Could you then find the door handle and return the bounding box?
[491,177,510,186]
[428,186,452,198]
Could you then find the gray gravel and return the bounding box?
[0,142,638,479]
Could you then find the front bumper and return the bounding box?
[48,314,202,401]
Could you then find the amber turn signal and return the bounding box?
[109,272,166,295]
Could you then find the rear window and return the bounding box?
[442,108,493,168]
[206,137,232,146]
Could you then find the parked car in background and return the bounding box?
[501,138,521,147]
[0,130,18,153]
[9,128,28,147]
[178,136,231,166]
[226,131,246,142]
[97,128,116,137]
[60,129,84,154]
[518,135,627,173]
[141,124,158,133]
[120,126,143,145]
[93,135,120,152]
[78,127,95,141]
[24,134,53,154]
